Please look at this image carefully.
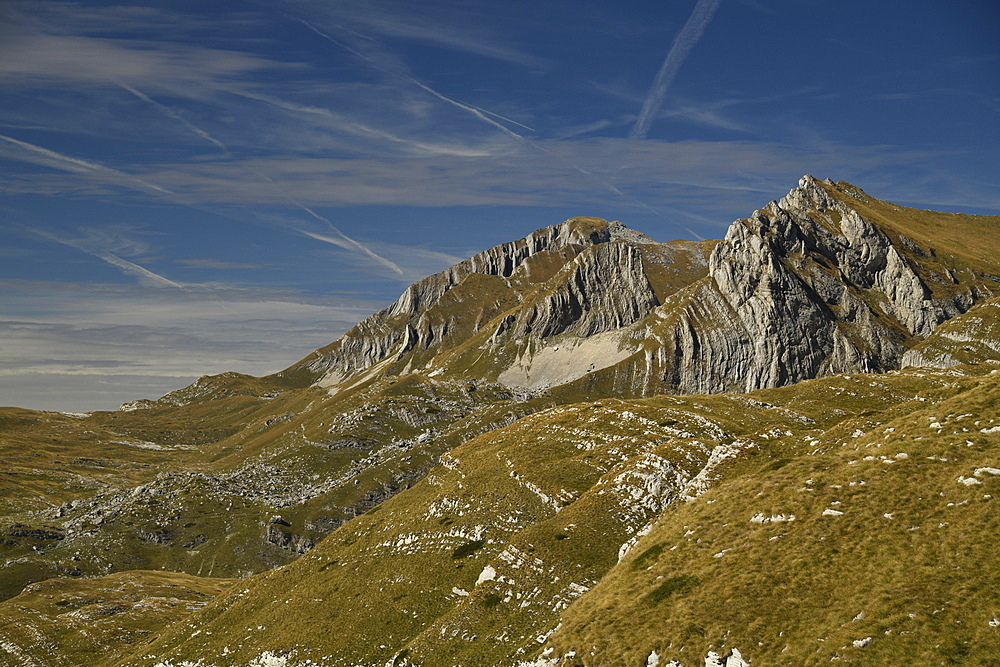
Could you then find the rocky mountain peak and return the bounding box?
[276,176,996,400]
[646,175,991,394]
[294,216,653,389]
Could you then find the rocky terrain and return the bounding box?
[0,177,997,666]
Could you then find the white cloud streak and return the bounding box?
[297,215,405,276]
[0,30,277,94]
[308,2,550,69]
[0,133,172,195]
[27,227,183,289]
[297,19,527,139]
[630,0,723,140]
[228,88,494,157]
[6,138,968,212]
[296,19,700,234]
[95,251,185,289]
[111,83,409,278]
[116,81,229,152]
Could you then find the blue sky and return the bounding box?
[1,0,997,411]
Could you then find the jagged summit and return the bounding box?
[264,176,998,400]
[278,215,691,393]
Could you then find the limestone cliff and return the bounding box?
[508,241,660,339]
[278,176,998,398]
[901,297,1000,369]
[652,175,988,394]
[287,217,617,387]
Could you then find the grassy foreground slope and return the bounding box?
[0,570,232,667]
[546,367,1000,666]
[118,361,999,666]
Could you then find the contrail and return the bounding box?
[299,16,704,239]
[298,18,697,230]
[118,83,408,277]
[297,18,525,139]
[229,89,491,157]
[629,0,723,140]
[28,227,183,289]
[0,133,173,195]
[296,208,405,276]
[470,104,536,132]
[116,81,229,152]
[97,251,185,288]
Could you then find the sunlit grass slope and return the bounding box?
[119,363,999,666]
[546,367,1000,665]
[0,570,232,667]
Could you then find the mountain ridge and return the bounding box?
[0,176,997,666]
[270,175,996,402]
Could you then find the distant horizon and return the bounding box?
[1,0,997,411]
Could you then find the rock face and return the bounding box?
[281,176,996,399]
[296,217,622,387]
[901,297,1000,369]
[653,175,973,393]
[510,241,660,339]
[582,176,995,395]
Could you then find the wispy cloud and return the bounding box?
[297,217,405,276]
[0,31,280,95]
[27,227,183,288]
[116,81,229,152]
[229,88,495,157]
[630,0,723,139]
[108,82,412,278]
[176,259,263,270]
[93,251,184,289]
[297,19,531,139]
[0,279,378,411]
[294,19,697,233]
[294,0,550,69]
[0,133,172,195]
[6,137,979,213]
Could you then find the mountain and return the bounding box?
[0,177,997,666]
[279,175,997,396]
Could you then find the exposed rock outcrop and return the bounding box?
[901,297,1000,368]
[298,217,619,388]
[640,176,991,394]
[511,241,659,339]
[282,175,995,398]
[264,523,315,554]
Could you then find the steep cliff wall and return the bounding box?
[565,176,997,396]
[280,176,997,398]
[287,217,617,388]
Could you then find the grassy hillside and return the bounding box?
[547,368,1000,665]
[0,375,563,604]
[116,362,999,666]
[0,570,232,667]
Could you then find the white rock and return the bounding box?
[725,648,749,666]
[705,651,725,667]
[476,565,497,586]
